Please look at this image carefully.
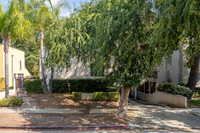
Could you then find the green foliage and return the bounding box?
[177,82,187,87]
[72,92,82,100]
[0,0,32,40]
[157,83,192,97]
[93,92,106,101]
[76,0,163,87]
[25,79,43,93]
[0,96,23,107]
[190,100,200,106]
[52,79,111,93]
[106,86,118,92]
[107,92,120,101]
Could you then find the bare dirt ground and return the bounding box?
[28,93,119,109]
[0,113,128,127]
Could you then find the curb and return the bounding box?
[0,125,128,130]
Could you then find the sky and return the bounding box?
[0,0,91,17]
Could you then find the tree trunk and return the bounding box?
[49,67,54,93]
[117,85,130,117]
[186,55,200,99]
[40,31,48,93]
[4,35,9,98]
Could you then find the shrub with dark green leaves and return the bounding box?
[0,96,23,107]
[52,79,112,93]
[107,92,120,101]
[25,79,43,93]
[106,86,118,92]
[157,83,191,96]
[72,92,82,100]
[177,82,187,87]
[93,92,106,101]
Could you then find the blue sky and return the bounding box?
[0,0,91,16]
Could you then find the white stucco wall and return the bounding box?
[156,50,196,84]
[2,46,31,86]
[47,58,104,80]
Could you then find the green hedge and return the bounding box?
[157,83,192,96]
[25,79,43,93]
[107,92,120,101]
[52,79,112,93]
[72,92,82,100]
[106,86,118,92]
[93,92,106,101]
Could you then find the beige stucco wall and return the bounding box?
[156,50,197,84]
[48,58,104,80]
[0,44,31,87]
[137,91,187,108]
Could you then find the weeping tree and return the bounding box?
[44,10,89,93]
[183,0,200,99]
[0,0,32,98]
[152,0,200,99]
[75,0,170,116]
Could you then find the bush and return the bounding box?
[72,92,82,100]
[25,79,43,93]
[52,79,112,93]
[93,92,106,101]
[0,96,23,107]
[107,92,120,101]
[177,82,187,87]
[106,86,118,92]
[157,83,192,96]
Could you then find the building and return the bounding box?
[46,50,200,86]
[157,50,200,85]
[0,44,31,90]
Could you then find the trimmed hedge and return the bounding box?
[107,92,120,101]
[72,92,82,100]
[157,83,191,97]
[93,92,106,101]
[25,79,43,93]
[52,79,112,93]
[106,86,118,92]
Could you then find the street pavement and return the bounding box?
[0,89,199,132]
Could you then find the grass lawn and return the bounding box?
[188,99,200,108]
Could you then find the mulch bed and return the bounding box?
[28,93,119,109]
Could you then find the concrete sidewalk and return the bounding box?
[0,105,199,130]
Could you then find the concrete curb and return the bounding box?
[0,125,128,130]
[0,126,200,131]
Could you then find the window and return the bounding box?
[20,61,22,70]
[90,64,104,76]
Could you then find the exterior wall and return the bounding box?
[47,58,104,80]
[157,50,199,85]
[0,45,3,78]
[0,44,31,87]
[0,45,5,90]
[137,91,187,108]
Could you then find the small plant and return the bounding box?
[0,96,23,107]
[190,100,200,106]
[157,83,192,96]
[107,92,120,101]
[93,92,106,101]
[106,86,118,92]
[72,92,82,100]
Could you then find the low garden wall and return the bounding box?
[137,91,187,108]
